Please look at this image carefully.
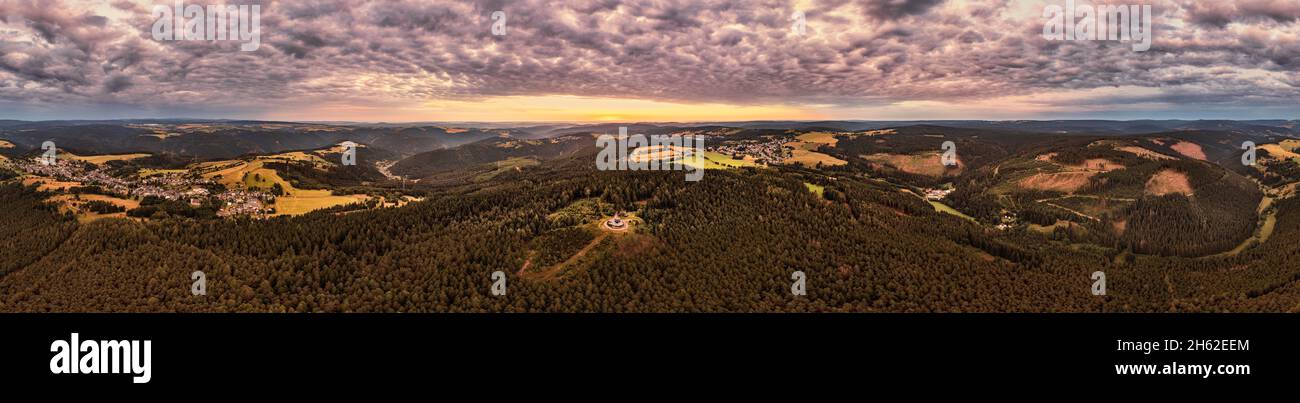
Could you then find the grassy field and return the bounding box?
[49,194,140,223]
[475,157,539,181]
[548,198,614,225]
[271,190,370,216]
[267,151,333,166]
[1028,219,1083,234]
[863,152,954,177]
[796,131,839,146]
[702,151,756,169]
[1260,142,1300,161]
[1221,211,1277,256]
[137,168,188,178]
[787,148,847,167]
[672,151,758,170]
[783,133,848,168]
[21,177,83,192]
[1219,195,1281,257]
[929,200,976,222]
[69,153,150,164]
[803,182,825,198]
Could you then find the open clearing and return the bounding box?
[787,148,847,167]
[0,140,14,148]
[796,132,839,146]
[474,157,539,181]
[644,147,755,170]
[48,194,140,223]
[1029,220,1081,234]
[1118,146,1175,160]
[783,133,847,168]
[1260,142,1300,161]
[857,129,896,136]
[803,182,825,198]
[1065,158,1123,172]
[69,153,150,164]
[702,151,757,168]
[863,153,958,177]
[1018,171,1095,193]
[268,151,332,166]
[1145,169,1193,196]
[272,190,370,216]
[137,168,188,178]
[1219,197,1279,257]
[928,200,976,222]
[22,177,83,192]
[1170,141,1207,160]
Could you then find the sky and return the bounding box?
[0,0,1298,122]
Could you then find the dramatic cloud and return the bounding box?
[0,0,1297,120]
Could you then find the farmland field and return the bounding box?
[69,153,150,164]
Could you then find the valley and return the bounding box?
[2,119,1300,312]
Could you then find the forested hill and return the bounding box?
[0,122,516,159]
[4,153,1300,313]
[390,135,595,179]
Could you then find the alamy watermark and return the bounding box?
[941,141,957,167]
[491,271,507,296]
[340,141,357,166]
[1092,271,1106,296]
[491,11,507,36]
[1043,1,1152,52]
[50,333,152,383]
[791,271,807,296]
[40,140,57,166]
[596,127,705,182]
[152,1,262,52]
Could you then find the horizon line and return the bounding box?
[4,117,1300,125]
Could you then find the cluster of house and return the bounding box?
[995,213,1019,231]
[923,187,954,200]
[708,137,791,165]
[15,156,274,217]
[15,158,132,195]
[215,189,274,217]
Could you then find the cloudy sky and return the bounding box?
[1,0,1298,122]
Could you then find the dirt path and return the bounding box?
[1032,195,1137,223]
[516,251,535,276]
[1037,195,1136,203]
[529,232,609,280]
[1040,201,1101,222]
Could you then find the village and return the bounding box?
[707,137,791,165]
[12,156,274,218]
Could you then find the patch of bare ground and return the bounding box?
[1068,158,1124,172]
[1145,169,1193,196]
[1018,171,1096,193]
[1118,146,1175,160]
[1036,153,1124,171]
[1171,141,1207,160]
[863,153,962,177]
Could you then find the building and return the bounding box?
[604,213,627,230]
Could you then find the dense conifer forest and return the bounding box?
[3,148,1299,312]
